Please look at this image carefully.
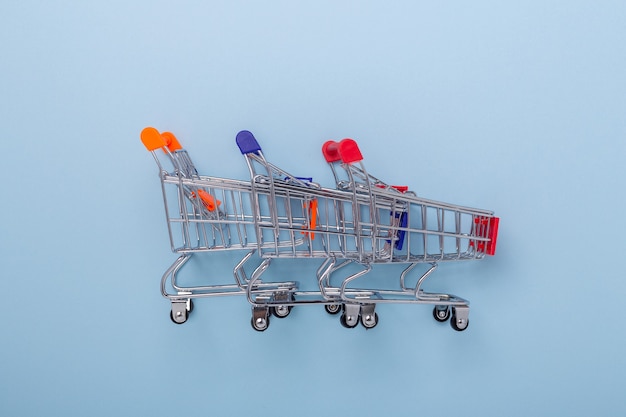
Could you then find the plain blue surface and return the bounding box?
[1,1,625,415]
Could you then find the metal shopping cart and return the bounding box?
[316,138,499,330]
[141,127,499,331]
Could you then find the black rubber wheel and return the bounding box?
[340,314,358,329]
[251,316,270,332]
[433,306,450,322]
[360,312,379,329]
[450,313,469,332]
[324,304,341,315]
[188,299,194,313]
[170,309,187,325]
[270,305,292,319]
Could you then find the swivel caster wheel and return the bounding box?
[170,309,188,324]
[340,313,359,329]
[450,307,469,332]
[360,312,379,329]
[251,306,270,332]
[251,316,270,332]
[271,291,294,319]
[359,304,378,329]
[340,304,361,329]
[433,306,450,322]
[271,305,292,319]
[170,299,193,324]
[324,304,342,315]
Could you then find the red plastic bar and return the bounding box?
[486,217,499,256]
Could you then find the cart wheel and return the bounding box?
[251,316,270,332]
[433,306,450,322]
[270,305,291,319]
[450,312,469,332]
[360,312,379,329]
[340,313,358,329]
[324,304,341,315]
[188,299,194,313]
[170,309,188,325]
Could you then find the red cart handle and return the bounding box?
[322,140,341,162]
[322,138,363,164]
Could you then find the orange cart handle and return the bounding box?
[140,127,183,152]
[141,127,166,151]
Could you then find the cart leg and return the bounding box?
[450,306,470,331]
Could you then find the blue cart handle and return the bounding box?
[236,130,262,154]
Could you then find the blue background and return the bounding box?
[1,1,625,415]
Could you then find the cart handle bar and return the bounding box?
[141,127,182,152]
[322,139,363,164]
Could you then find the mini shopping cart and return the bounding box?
[141,127,499,331]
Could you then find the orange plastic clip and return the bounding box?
[196,189,221,212]
[301,199,318,239]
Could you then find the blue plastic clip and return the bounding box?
[285,176,313,182]
[236,130,262,155]
[387,212,408,250]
